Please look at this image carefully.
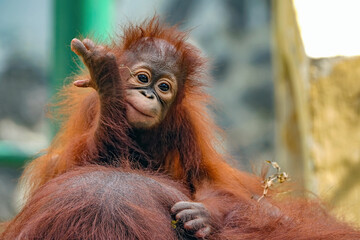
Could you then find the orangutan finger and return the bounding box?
[195,226,211,238]
[73,79,91,88]
[171,201,203,214]
[184,218,205,231]
[82,38,96,51]
[71,38,89,58]
[175,209,198,222]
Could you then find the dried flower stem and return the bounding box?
[257,161,289,202]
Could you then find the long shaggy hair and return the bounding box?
[14,16,360,239]
[2,167,192,240]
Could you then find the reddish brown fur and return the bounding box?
[3,167,359,240]
[22,16,260,202]
[1,167,193,240]
[15,17,360,238]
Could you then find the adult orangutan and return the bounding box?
[1,166,194,240]
[18,17,360,238]
[3,167,360,240]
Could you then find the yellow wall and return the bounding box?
[273,0,360,225]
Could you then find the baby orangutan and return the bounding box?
[17,17,360,239]
[70,35,211,237]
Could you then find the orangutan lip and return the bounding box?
[126,102,154,118]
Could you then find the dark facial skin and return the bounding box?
[70,38,211,238]
[121,38,180,129]
[71,38,180,130]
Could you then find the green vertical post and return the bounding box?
[51,0,115,135]
[83,0,115,40]
[52,0,83,96]
[0,0,116,167]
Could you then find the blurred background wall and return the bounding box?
[274,0,360,225]
[0,0,273,220]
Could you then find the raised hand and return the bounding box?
[71,38,121,96]
[171,201,211,239]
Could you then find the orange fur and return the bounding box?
[16,16,360,239]
[21,17,259,200]
[3,167,192,240]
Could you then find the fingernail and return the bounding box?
[74,80,87,86]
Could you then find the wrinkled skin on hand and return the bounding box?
[71,38,121,96]
[171,201,211,239]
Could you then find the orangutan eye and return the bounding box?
[137,74,149,83]
[158,83,170,92]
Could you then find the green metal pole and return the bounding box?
[0,142,30,168]
[51,0,115,134]
[0,0,115,167]
[83,0,115,40]
[52,0,83,95]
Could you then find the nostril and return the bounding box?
[139,90,155,99]
[139,90,147,97]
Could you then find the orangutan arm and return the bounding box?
[70,38,130,160]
